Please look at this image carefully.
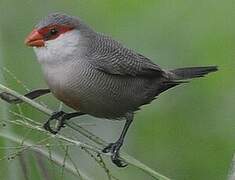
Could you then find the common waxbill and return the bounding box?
[0,13,218,167]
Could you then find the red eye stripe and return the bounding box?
[37,24,74,40]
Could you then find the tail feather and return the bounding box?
[152,65,217,97]
[157,80,188,95]
[170,66,218,80]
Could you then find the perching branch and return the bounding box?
[0,83,171,180]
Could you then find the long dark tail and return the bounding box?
[170,66,218,80]
[156,66,218,96]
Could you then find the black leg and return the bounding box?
[0,88,50,104]
[102,113,133,167]
[43,111,86,134]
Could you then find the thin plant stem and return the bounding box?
[0,132,92,180]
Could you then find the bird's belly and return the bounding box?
[64,80,132,119]
[42,63,153,119]
[51,84,129,119]
[44,64,134,119]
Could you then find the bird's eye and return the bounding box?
[39,25,72,41]
[50,28,58,35]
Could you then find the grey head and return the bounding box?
[25,13,96,65]
[35,12,94,34]
[36,13,79,28]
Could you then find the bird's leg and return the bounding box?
[0,88,51,104]
[43,111,86,134]
[102,113,133,167]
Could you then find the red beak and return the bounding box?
[24,29,45,47]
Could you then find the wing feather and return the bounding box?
[85,34,165,77]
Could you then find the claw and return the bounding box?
[43,111,85,134]
[43,121,58,134]
[111,156,127,167]
[43,111,67,134]
[102,141,128,167]
[102,143,114,153]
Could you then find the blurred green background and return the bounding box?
[0,0,234,180]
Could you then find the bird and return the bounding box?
[0,13,218,167]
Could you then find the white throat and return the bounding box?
[33,29,81,65]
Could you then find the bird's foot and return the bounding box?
[102,141,127,167]
[43,111,67,134]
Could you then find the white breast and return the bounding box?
[33,29,81,65]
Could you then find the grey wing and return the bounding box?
[85,34,166,77]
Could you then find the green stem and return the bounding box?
[0,83,171,180]
[0,132,92,180]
